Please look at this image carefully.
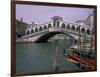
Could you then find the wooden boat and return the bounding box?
[64,49,96,70]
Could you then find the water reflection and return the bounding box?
[16,39,80,74]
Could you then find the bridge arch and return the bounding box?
[61,23,66,28]
[81,28,85,34]
[35,31,76,43]
[35,28,38,32]
[44,25,47,29]
[48,24,52,28]
[76,26,80,32]
[71,25,75,31]
[31,29,34,33]
[86,29,90,35]
[39,26,42,31]
[27,30,30,35]
[66,24,70,30]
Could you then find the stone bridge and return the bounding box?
[16,16,92,43]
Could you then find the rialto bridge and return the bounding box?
[16,16,93,43]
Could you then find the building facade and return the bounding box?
[16,18,27,38]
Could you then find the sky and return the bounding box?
[16,4,94,24]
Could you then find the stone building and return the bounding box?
[16,18,27,38]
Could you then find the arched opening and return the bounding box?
[31,29,34,33]
[61,23,65,28]
[56,21,60,27]
[86,29,90,35]
[39,26,42,31]
[71,25,75,31]
[66,24,70,30]
[27,31,30,35]
[44,25,47,29]
[35,28,38,32]
[35,31,75,43]
[81,28,85,33]
[76,26,80,32]
[48,24,52,28]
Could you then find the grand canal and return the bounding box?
[16,39,80,74]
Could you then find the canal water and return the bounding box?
[16,39,80,74]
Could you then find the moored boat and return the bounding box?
[64,48,96,70]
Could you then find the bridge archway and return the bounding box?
[44,25,47,29]
[35,28,38,32]
[27,30,30,35]
[86,29,90,35]
[48,24,52,28]
[81,28,85,33]
[31,29,34,33]
[39,26,42,31]
[66,24,70,30]
[35,31,76,43]
[76,26,80,32]
[71,25,75,31]
[61,23,66,28]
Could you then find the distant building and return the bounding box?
[75,13,94,27]
[27,22,40,30]
[16,18,27,38]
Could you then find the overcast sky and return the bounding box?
[16,4,94,24]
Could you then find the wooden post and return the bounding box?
[53,40,59,72]
[78,25,82,69]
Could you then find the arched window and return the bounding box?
[39,26,42,31]
[61,23,65,28]
[35,28,38,32]
[66,24,70,29]
[31,29,34,33]
[81,28,85,33]
[27,31,30,35]
[71,25,75,31]
[86,29,90,35]
[48,24,52,28]
[76,26,80,32]
[44,25,47,29]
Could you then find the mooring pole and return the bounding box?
[53,39,59,72]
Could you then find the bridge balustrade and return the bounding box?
[25,21,91,37]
